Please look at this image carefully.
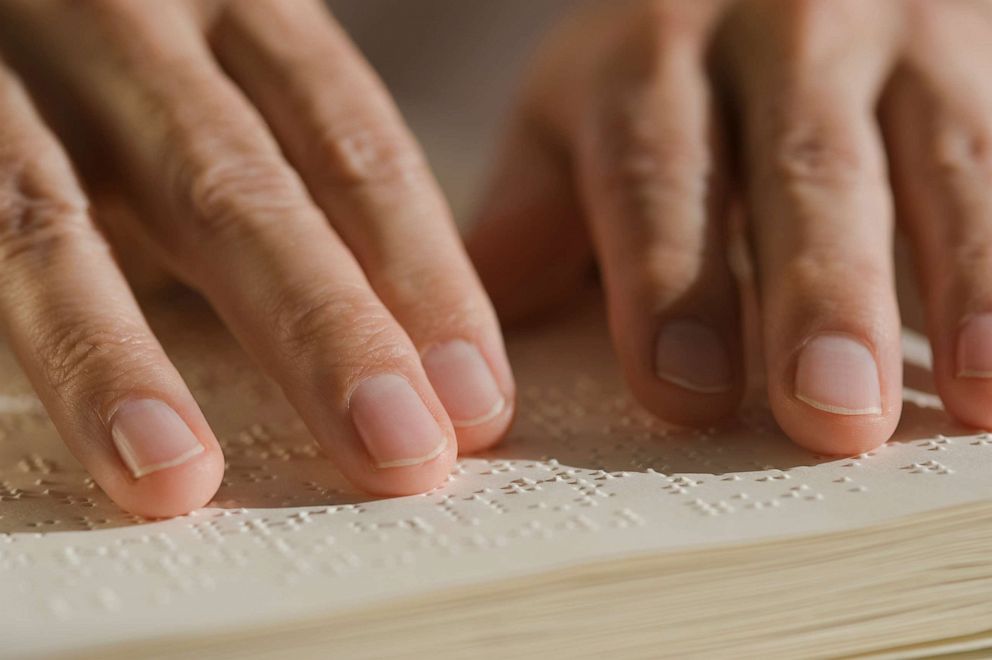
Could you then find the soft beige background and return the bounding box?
[327,0,579,219]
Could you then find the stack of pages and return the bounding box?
[1,295,990,659]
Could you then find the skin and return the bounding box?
[0,0,515,517]
[0,0,991,516]
[470,0,992,452]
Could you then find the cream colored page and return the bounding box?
[1,296,990,657]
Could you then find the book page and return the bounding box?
[2,294,990,656]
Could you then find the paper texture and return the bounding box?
[1,296,990,657]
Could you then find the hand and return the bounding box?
[470,0,992,454]
[0,0,515,517]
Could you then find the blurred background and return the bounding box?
[328,0,578,221]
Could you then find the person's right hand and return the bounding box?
[470,0,992,455]
[0,0,514,517]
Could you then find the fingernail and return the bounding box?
[654,320,732,394]
[795,334,882,415]
[957,313,992,378]
[423,340,505,427]
[110,399,205,478]
[350,374,448,469]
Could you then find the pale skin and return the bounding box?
[0,0,989,517]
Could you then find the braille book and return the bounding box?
[2,293,990,659]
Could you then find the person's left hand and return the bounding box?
[0,0,515,517]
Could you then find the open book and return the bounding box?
[1,293,990,659]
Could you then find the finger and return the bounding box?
[729,1,903,454]
[880,4,992,428]
[467,116,593,326]
[31,3,456,494]
[0,64,223,517]
[208,0,513,452]
[571,5,744,425]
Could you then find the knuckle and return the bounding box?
[933,123,992,186]
[951,241,992,275]
[596,108,714,213]
[150,88,313,248]
[180,154,310,243]
[378,265,486,336]
[311,121,428,191]
[267,288,407,369]
[35,320,158,402]
[767,119,876,186]
[640,242,705,281]
[780,250,887,296]
[0,160,96,267]
[627,242,716,303]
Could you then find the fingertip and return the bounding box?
[614,315,745,427]
[347,433,458,498]
[774,399,898,456]
[420,337,516,454]
[330,371,461,497]
[96,398,225,518]
[771,373,900,456]
[766,330,901,455]
[643,319,744,425]
[934,372,992,431]
[628,373,744,428]
[935,314,992,430]
[109,445,225,519]
[451,396,516,454]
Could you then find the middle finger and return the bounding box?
[727,0,904,454]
